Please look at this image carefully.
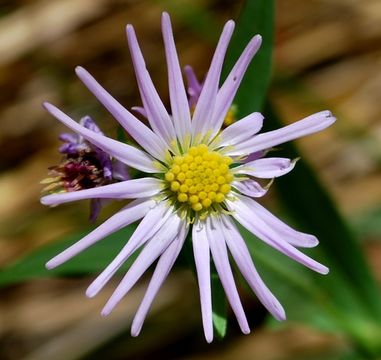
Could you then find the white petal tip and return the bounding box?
[86,284,100,298]
[101,307,111,317]
[320,110,336,124]
[85,288,96,298]
[313,264,329,275]
[275,309,287,321]
[323,110,332,117]
[254,34,262,44]
[42,101,52,111]
[126,24,134,33]
[45,260,56,270]
[254,111,265,121]
[329,116,337,124]
[162,11,170,20]
[225,19,235,29]
[309,239,319,248]
[40,196,57,206]
[75,66,85,74]
[277,315,286,322]
[242,327,251,335]
[130,326,141,337]
[205,334,213,343]
[43,102,61,118]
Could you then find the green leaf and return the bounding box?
[211,271,227,339]
[243,221,381,357]
[221,0,381,356]
[0,224,138,286]
[222,0,381,323]
[264,102,381,323]
[222,0,274,113]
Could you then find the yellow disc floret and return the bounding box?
[165,144,234,212]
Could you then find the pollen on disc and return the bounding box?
[165,145,233,212]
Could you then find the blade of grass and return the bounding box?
[0,224,138,286]
[221,0,381,355]
[222,0,274,112]
[264,101,381,322]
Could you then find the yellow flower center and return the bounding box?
[165,144,234,212]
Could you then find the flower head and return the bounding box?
[42,116,129,221]
[41,12,335,342]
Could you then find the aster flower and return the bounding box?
[41,12,335,342]
[184,65,238,127]
[42,116,129,221]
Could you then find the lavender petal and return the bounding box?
[191,21,235,140]
[221,215,286,320]
[192,219,213,343]
[112,160,130,181]
[210,35,262,137]
[86,201,174,297]
[41,178,163,205]
[131,221,188,336]
[206,216,250,334]
[101,213,183,316]
[75,67,168,160]
[126,25,177,149]
[89,198,109,223]
[226,198,329,274]
[234,193,319,248]
[232,179,271,198]
[43,102,157,173]
[233,157,297,179]
[162,13,192,147]
[45,198,154,269]
[212,112,264,148]
[184,65,202,108]
[226,111,336,156]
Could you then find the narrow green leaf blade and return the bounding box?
[221,0,381,354]
[242,223,381,356]
[264,102,381,321]
[0,224,138,286]
[222,0,274,113]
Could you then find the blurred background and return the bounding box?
[0,0,381,359]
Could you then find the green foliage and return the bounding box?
[219,0,381,356]
[2,0,381,356]
[0,224,138,286]
[222,0,274,112]
[260,104,381,357]
[265,103,381,320]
